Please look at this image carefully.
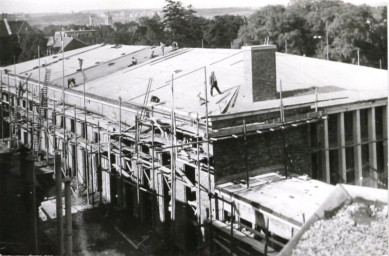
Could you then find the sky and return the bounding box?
[0,0,386,14]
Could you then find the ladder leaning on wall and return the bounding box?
[33,68,51,160]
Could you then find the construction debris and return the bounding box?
[291,201,388,256]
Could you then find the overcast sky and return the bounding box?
[0,0,386,14]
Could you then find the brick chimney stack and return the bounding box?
[242,45,277,102]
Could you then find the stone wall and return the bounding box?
[212,124,312,183]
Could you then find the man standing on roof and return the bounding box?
[209,71,222,96]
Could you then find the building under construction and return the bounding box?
[0,43,387,255]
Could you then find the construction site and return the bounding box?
[0,43,387,255]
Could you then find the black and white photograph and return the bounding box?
[0,0,387,255]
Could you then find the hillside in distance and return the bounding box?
[20,7,255,26]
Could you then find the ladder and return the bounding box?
[33,68,51,159]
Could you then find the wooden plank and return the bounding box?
[114,226,139,250]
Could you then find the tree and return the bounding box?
[233,0,387,68]
[133,15,165,45]
[203,15,245,48]
[161,0,203,46]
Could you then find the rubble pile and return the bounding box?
[291,201,388,256]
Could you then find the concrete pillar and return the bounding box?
[353,110,363,186]
[337,112,347,183]
[77,147,85,184]
[157,172,165,222]
[368,107,378,187]
[102,171,111,202]
[322,119,330,183]
[383,106,388,176]
[64,178,73,256]
[54,152,64,255]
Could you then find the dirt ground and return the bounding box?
[39,191,188,256]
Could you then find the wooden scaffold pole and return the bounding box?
[170,73,177,237]
[62,40,67,176]
[151,121,156,232]
[13,56,19,148]
[119,96,123,210]
[1,69,3,141]
[74,105,79,189]
[98,121,102,203]
[204,66,213,253]
[7,73,11,143]
[196,113,202,253]
[80,58,90,206]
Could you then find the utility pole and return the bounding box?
[285,39,287,54]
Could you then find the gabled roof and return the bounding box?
[52,36,89,50]
[0,19,9,37]
[0,19,37,36]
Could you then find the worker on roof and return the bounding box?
[17,81,25,97]
[128,57,138,67]
[150,50,156,59]
[67,78,75,88]
[172,41,178,51]
[209,71,222,96]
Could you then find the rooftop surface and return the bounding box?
[6,44,148,82]
[4,44,387,117]
[217,172,334,226]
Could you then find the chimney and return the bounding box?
[243,45,277,102]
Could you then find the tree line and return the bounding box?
[3,0,387,69]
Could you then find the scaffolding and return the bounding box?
[0,56,329,255]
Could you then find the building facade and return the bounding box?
[0,44,387,254]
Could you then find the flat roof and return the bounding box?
[217,172,334,225]
[4,44,387,117]
[6,44,148,82]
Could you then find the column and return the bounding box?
[337,112,347,182]
[368,107,377,187]
[64,178,73,256]
[55,152,64,255]
[383,106,388,176]
[157,172,165,222]
[353,110,362,186]
[321,119,330,183]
